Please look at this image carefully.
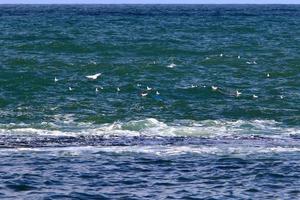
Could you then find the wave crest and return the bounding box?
[0,118,299,138]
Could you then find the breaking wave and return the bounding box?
[0,118,299,138]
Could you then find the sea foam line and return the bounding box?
[1,145,300,156]
[0,118,299,138]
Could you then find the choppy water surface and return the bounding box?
[0,4,300,199]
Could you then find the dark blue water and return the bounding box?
[0,4,300,199]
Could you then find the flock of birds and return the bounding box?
[54,71,160,97]
[53,54,284,100]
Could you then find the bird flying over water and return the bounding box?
[141,92,148,97]
[236,90,242,97]
[86,73,101,80]
[147,86,152,91]
[167,63,176,68]
[211,86,218,91]
[246,61,257,65]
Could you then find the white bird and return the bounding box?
[236,90,242,97]
[211,86,218,91]
[280,95,284,99]
[146,86,152,91]
[238,55,241,59]
[95,88,99,92]
[54,77,59,82]
[156,91,160,95]
[167,63,176,68]
[220,53,223,57]
[86,73,101,80]
[191,84,197,88]
[246,61,256,65]
[69,87,73,91]
[141,92,148,97]
[267,73,270,77]
[253,94,258,99]
[117,87,120,92]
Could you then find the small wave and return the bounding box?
[2,145,300,156]
[95,146,300,156]
[0,118,299,139]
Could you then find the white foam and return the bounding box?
[2,145,300,156]
[0,118,299,138]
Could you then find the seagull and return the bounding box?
[95,88,99,92]
[141,92,148,97]
[280,95,284,99]
[236,90,242,97]
[220,53,223,57]
[246,61,252,64]
[253,94,258,99]
[267,73,270,77]
[117,87,120,92]
[69,87,73,91]
[54,77,59,82]
[253,61,257,64]
[146,86,152,91]
[156,91,160,95]
[238,55,241,59]
[191,84,197,88]
[167,63,176,68]
[86,73,101,80]
[211,86,218,91]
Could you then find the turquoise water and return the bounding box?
[0,4,300,199]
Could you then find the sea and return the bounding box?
[0,4,300,199]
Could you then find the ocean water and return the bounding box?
[0,4,300,199]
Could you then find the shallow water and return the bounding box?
[0,4,300,199]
